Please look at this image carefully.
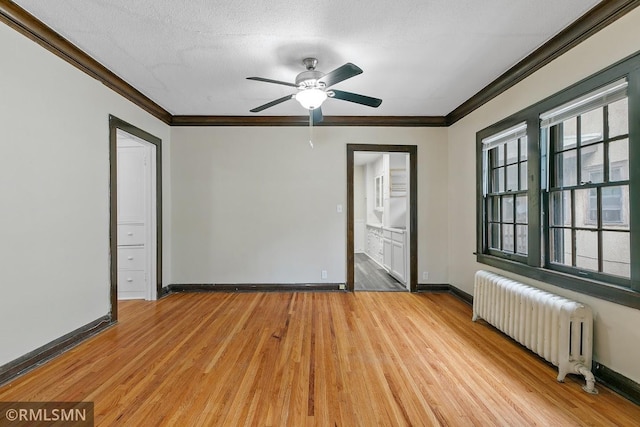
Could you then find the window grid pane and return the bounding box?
[602,231,631,278]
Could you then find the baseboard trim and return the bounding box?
[594,362,640,406]
[170,283,344,293]
[158,286,172,298]
[416,283,450,292]
[416,283,474,305]
[0,315,114,387]
[449,284,474,305]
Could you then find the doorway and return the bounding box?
[346,144,417,292]
[116,130,155,300]
[109,116,162,320]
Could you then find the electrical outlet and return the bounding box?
[339,284,346,290]
[321,270,328,280]
[422,271,429,280]
[336,204,343,213]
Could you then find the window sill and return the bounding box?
[476,253,640,310]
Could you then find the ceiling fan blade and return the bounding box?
[318,63,363,88]
[312,107,323,124]
[246,77,298,88]
[250,94,295,112]
[329,89,382,108]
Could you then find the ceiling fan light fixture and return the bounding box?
[295,88,327,110]
[248,59,381,115]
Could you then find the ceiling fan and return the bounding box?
[247,58,382,123]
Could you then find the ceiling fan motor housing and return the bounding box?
[296,70,324,88]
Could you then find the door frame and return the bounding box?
[346,144,418,292]
[109,115,163,321]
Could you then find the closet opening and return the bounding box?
[109,115,163,320]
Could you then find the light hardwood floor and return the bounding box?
[1,292,638,426]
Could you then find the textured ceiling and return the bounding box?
[14,0,601,116]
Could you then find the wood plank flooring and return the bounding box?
[1,292,639,426]
[354,252,407,291]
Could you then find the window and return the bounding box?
[482,123,528,259]
[542,80,630,280]
[476,54,640,309]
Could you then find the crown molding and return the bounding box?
[171,115,447,127]
[446,0,640,125]
[0,1,172,124]
[2,0,638,128]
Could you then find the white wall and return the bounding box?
[365,155,384,225]
[353,165,366,222]
[170,126,449,284]
[447,8,640,383]
[0,23,172,367]
[385,153,408,229]
[353,165,366,253]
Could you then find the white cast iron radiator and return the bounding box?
[472,270,597,394]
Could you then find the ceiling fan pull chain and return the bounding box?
[309,110,314,148]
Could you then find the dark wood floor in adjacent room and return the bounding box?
[1,292,638,426]
[354,252,406,291]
